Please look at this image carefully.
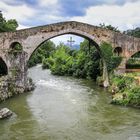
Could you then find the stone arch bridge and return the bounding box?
[0,21,140,90]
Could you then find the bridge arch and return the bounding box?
[131,51,140,58]
[27,30,109,87]
[129,50,140,59]
[0,57,8,76]
[126,51,140,70]
[27,29,102,61]
[113,47,123,56]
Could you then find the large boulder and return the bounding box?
[0,108,12,119]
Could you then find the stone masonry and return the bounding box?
[0,21,140,89]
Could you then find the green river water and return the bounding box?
[0,65,140,140]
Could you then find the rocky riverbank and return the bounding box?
[0,76,35,102]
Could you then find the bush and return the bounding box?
[129,87,140,106]
[42,58,50,69]
[28,40,55,67]
[110,74,140,107]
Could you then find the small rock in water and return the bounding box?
[0,108,13,119]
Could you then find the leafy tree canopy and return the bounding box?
[124,27,140,38]
[99,23,120,32]
[0,11,18,32]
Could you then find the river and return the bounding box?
[0,65,140,140]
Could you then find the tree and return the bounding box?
[0,11,18,32]
[99,23,120,32]
[124,27,140,38]
[5,19,18,31]
[0,11,6,32]
[28,40,56,67]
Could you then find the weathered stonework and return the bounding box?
[0,21,140,89]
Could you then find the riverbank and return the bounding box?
[109,72,140,108]
[0,76,35,102]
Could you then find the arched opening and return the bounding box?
[27,34,105,81]
[9,42,23,55]
[113,47,122,56]
[10,42,23,50]
[126,51,140,72]
[27,29,103,61]
[0,57,8,76]
[28,33,102,60]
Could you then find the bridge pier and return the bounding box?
[102,59,109,87]
[7,51,34,92]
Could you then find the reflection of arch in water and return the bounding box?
[113,47,122,56]
[0,57,8,76]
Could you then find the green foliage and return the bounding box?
[41,40,102,79]
[29,38,122,80]
[28,40,56,68]
[99,23,120,32]
[0,11,18,32]
[42,58,50,69]
[113,86,140,107]
[126,52,140,69]
[100,42,122,72]
[111,75,135,91]
[124,27,140,38]
[14,43,22,51]
[4,19,18,32]
[124,72,140,77]
[9,43,23,56]
[110,75,140,107]
[129,87,140,106]
[80,39,91,53]
[49,43,73,75]
[132,51,140,58]
[110,56,122,70]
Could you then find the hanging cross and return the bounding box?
[67,36,75,48]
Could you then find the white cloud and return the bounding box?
[37,0,60,21]
[1,0,140,31]
[17,24,30,30]
[0,1,36,23]
[71,1,140,31]
[39,0,58,6]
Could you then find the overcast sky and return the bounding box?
[1,0,140,45]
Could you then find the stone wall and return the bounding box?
[0,75,34,102]
[0,76,10,101]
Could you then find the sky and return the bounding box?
[0,0,140,45]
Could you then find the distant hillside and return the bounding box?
[71,44,80,50]
[66,44,80,50]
